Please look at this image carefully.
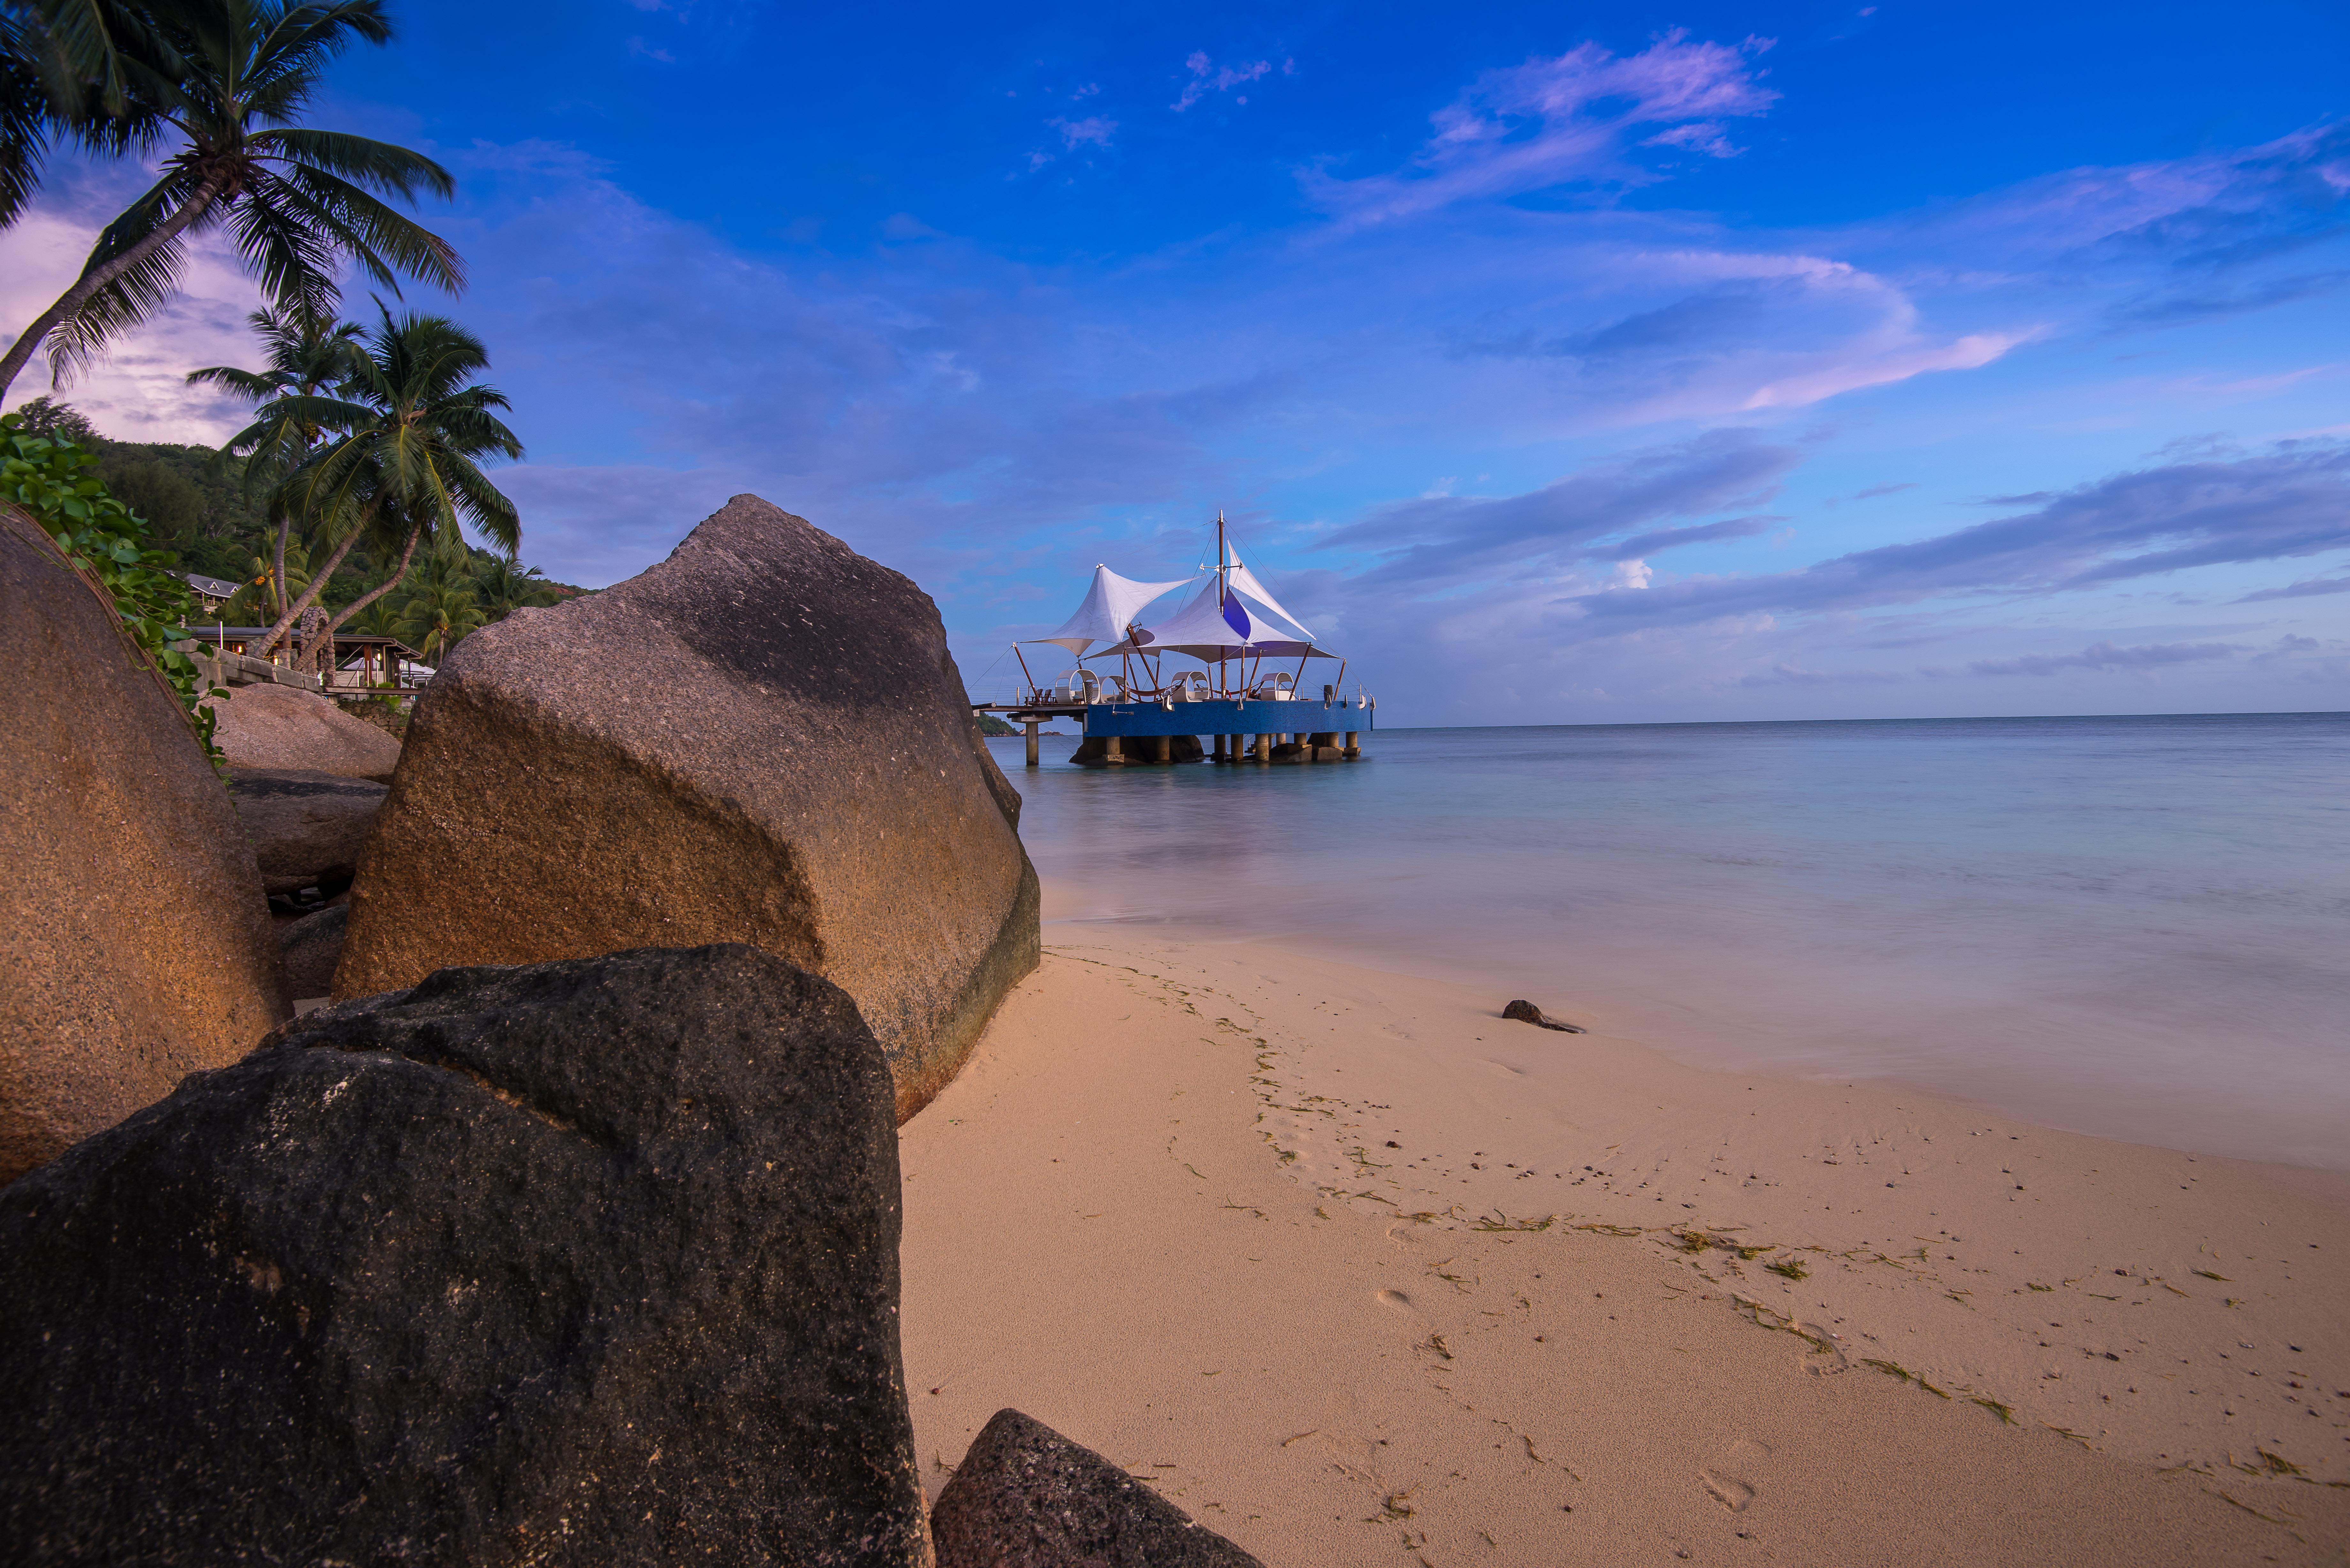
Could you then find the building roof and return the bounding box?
[175,625,427,660]
[175,571,243,599]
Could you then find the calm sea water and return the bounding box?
[984,713,2350,1169]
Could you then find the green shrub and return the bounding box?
[2,412,224,766]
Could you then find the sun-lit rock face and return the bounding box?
[334,494,1037,1120]
[0,510,288,1185]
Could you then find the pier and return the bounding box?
[983,514,1370,767]
[975,691,1366,767]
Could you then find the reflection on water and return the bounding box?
[988,713,2350,1168]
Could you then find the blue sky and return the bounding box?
[5,1,2349,723]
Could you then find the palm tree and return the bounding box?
[471,554,559,622]
[0,0,462,401]
[220,530,312,622]
[193,301,362,623]
[254,305,520,665]
[390,545,481,662]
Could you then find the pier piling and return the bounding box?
[1024,720,1040,768]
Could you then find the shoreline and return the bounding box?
[898,936,2350,1564]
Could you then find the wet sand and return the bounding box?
[897,940,2350,1565]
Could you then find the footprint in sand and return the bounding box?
[1701,1438,1772,1513]
[1701,1474,1754,1512]
[1375,1287,1438,1331]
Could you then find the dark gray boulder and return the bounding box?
[336,495,1038,1122]
[228,767,386,895]
[932,1409,1264,1567]
[0,944,930,1567]
[1502,999,1584,1033]
[277,901,347,998]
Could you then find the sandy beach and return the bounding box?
[898,940,2350,1565]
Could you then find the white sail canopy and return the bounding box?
[1099,555,1336,661]
[1023,565,1191,657]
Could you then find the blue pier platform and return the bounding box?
[1080,696,1368,738]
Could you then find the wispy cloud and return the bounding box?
[1325,427,1800,586]
[2234,574,2350,603]
[1738,661,1907,687]
[1829,481,1919,506]
[1558,441,2350,629]
[1172,51,1277,112]
[1956,639,2242,677]
[1052,115,1117,149]
[1306,31,1776,225]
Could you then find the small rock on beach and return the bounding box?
[933,1408,1265,1568]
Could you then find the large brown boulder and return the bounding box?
[0,945,932,1566]
[200,682,402,781]
[336,496,1038,1119]
[0,511,289,1186]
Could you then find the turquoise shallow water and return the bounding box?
[984,712,2350,1168]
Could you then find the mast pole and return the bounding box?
[1215,510,1227,697]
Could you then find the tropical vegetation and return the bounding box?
[2,4,570,697]
[222,305,523,668]
[21,394,575,669]
[2,407,222,757]
[188,301,363,621]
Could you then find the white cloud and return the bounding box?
[1305,31,1776,225]
[1173,52,1273,112]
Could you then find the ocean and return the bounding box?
[985,712,2350,1169]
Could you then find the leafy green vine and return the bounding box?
[2,412,225,765]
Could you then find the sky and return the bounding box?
[5,0,2349,725]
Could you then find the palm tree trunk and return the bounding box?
[0,176,226,401]
[270,516,290,623]
[316,521,423,653]
[254,510,371,662]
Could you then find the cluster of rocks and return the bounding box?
[2,496,1264,1563]
[206,686,403,999]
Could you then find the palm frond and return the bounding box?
[43,223,191,382]
[262,162,463,292]
[262,126,452,199]
[0,49,50,229]
[22,0,188,125]
[224,166,344,311]
[185,363,280,397]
